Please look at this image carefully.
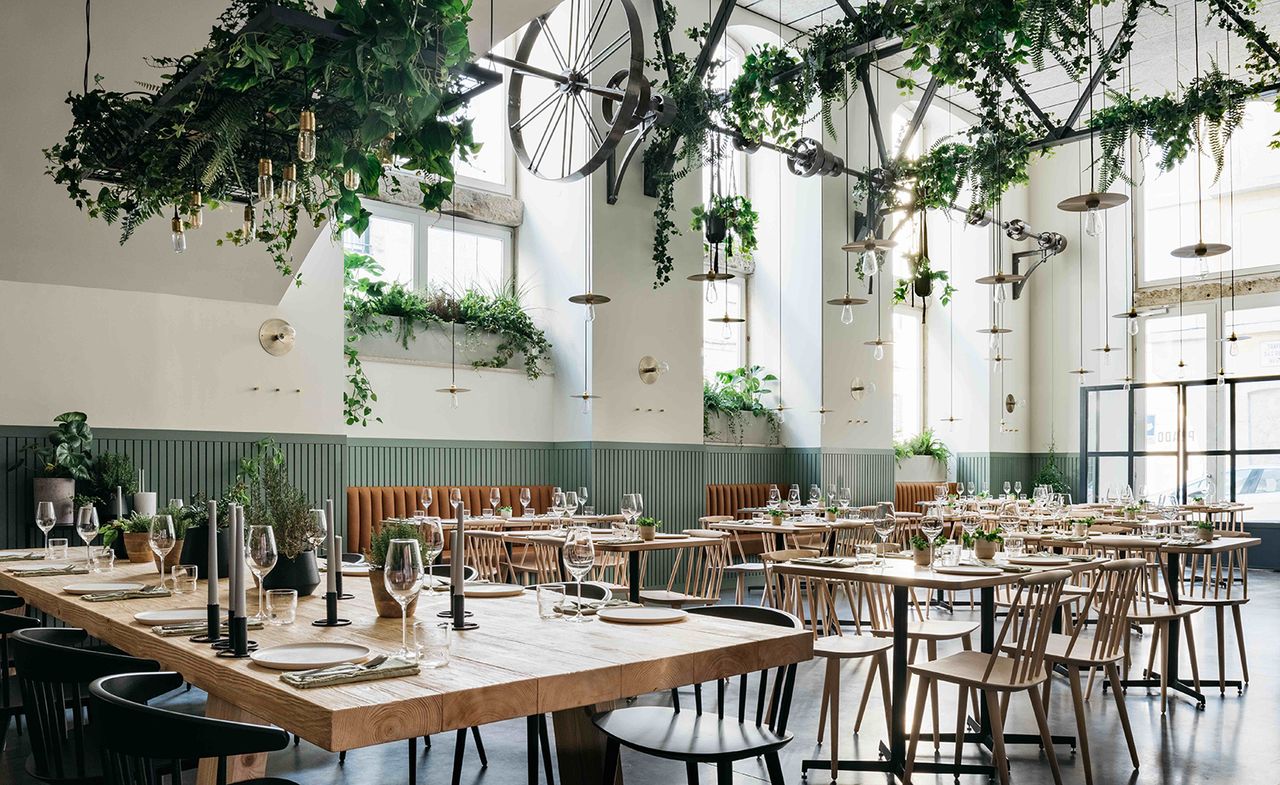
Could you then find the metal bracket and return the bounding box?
[1010,230,1068,300]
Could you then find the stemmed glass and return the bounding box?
[246,525,278,621]
[808,484,822,507]
[578,487,589,512]
[419,487,434,516]
[961,510,980,559]
[550,490,566,532]
[36,502,56,558]
[873,504,896,565]
[565,491,580,518]
[307,509,327,562]
[620,494,637,535]
[76,506,99,568]
[148,515,176,586]
[519,487,532,516]
[767,485,781,507]
[562,527,596,623]
[967,481,976,497]
[421,518,445,594]
[1003,481,1012,497]
[633,493,645,524]
[383,539,425,656]
[489,487,501,514]
[826,484,837,506]
[837,487,851,509]
[1014,481,1023,498]
[920,509,945,571]
[788,485,801,508]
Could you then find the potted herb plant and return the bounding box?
[366,521,427,618]
[1196,521,1215,543]
[11,412,95,524]
[232,440,323,596]
[93,451,137,522]
[109,512,154,564]
[893,428,951,483]
[497,505,513,520]
[825,506,839,523]
[767,508,785,526]
[909,534,944,566]
[637,517,661,541]
[969,529,1003,560]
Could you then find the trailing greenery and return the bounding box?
[343,250,552,425]
[910,533,948,551]
[962,528,1003,546]
[366,520,429,567]
[44,0,475,282]
[10,412,95,480]
[893,428,951,467]
[702,365,782,445]
[1032,441,1073,496]
[229,438,321,559]
[690,194,759,262]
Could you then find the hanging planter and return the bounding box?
[892,213,955,322]
[690,194,759,266]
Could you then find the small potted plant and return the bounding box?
[825,506,839,522]
[1073,516,1095,538]
[1122,504,1141,521]
[767,508,785,526]
[10,411,95,524]
[909,534,944,566]
[366,521,427,618]
[970,529,1003,560]
[177,494,231,579]
[110,512,155,563]
[232,440,323,596]
[497,505,513,520]
[1196,520,1215,542]
[636,516,661,541]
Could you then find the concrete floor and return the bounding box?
[3,571,1277,785]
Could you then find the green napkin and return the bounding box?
[1062,553,1098,562]
[6,565,88,577]
[555,598,642,615]
[0,552,43,562]
[82,585,171,602]
[973,560,1031,574]
[281,655,419,689]
[151,619,264,637]
[596,537,642,545]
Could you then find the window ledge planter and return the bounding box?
[348,318,538,376]
[703,412,780,447]
[896,455,947,483]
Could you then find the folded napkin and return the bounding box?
[281,655,419,689]
[595,537,642,545]
[6,565,88,577]
[1052,535,1088,543]
[150,618,265,637]
[555,598,643,614]
[972,560,1031,574]
[884,552,913,560]
[790,556,860,569]
[0,552,43,562]
[1062,553,1098,562]
[82,585,171,602]
[1168,538,1212,547]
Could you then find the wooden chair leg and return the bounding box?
[1106,664,1139,770]
[902,676,931,784]
[1042,670,1053,714]
[1231,604,1250,685]
[1084,666,1098,701]
[816,659,832,743]
[953,678,968,769]
[961,635,980,711]
[877,652,893,734]
[1146,624,1161,679]
[852,657,877,733]
[1214,607,1227,694]
[1182,616,1201,692]
[1067,666,1092,785]
[984,690,1011,785]
[827,658,840,781]
[1027,688,1063,785]
[925,640,940,751]
[1157,625,1169,715]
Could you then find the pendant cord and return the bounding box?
[83,0,92,94]
[844,71,851,294]
[451,184,458,388]
[776,0,784,409]
[1193,2,1205,243]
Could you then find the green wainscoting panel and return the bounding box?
[704,445,790,484]
[346,439,562,488]
[821,449,896,505]
[956,452,1083,497]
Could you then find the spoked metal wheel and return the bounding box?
[494,0,651,182]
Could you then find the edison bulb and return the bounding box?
[297,110,317,163]
[721,321,733,340]
[705,280,718,304]
[343,168,360,191]
[776,408,786,424]
[1198,258,1210,279]
[586,303,596,322]
[257,158,274,202]
[242,204,255,238]
[1123,379,1132,392]
[1217,371,1226,387]
[840,304,854,325]
[872,343,885,361]
[1177,361,1186,379]
[819,410,828,425]
[580,396,592,415]
[1229,339,1240,357]
[170,214,186,254]
[188,192,203,229]
[1084,206,1101,237]
[861,251,877,277]
[450,390,460,409]
[993,284,1007,303]
[989,333,1000,350]
[1128,317,1140,336]
[280,164,297,206]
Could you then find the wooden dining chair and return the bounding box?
[90,671,299,785]
[640,531,731,609]
[13,627,162,784]
[705,517,763,603]
[1172,538,1250,694]
[759,548,821,608]
[828,521,875,556]
[510,538,564,585]
[464,529,514,583]
[1030,559,1145,785]
[593,605,801,785]
[904,570,1072,785]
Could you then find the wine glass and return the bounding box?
[246,525,277,621]
[578,486,589,512]
[419,487,434,516]
[562,527,596,623]
[767,485,781,506]
[873,506,896,562]
[788,485,801,507]
[1002,481,1012,497]
[838,487,851,509]
[307,508,327,558]
[633,493,645,522]
[421,518,445,594]
[620,493,636,524]
[565,491,579,518]
[934,484,947,503]
[148,515,176,586]
[384,539,425,656]
[519,487,532,516]
[550,489,566,532]
[36,502,55,558]
[826,484,837,506]
[920,510,945,570]
[808,484,822,507]
[449,488,464,520]
[1014,481,1023,497]
[967,481,976,497]
[76,506,99,567]
[489,487,501,514]
[961,512,980,559]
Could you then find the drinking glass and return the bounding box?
[873,509,896,559]
[90,547,115,574]
[76,506,99,567]
[1002,481,1012,497]
[419,486,434,516]
[489,487,501,512]
[171,564,197,593]
[961,514,980,558]
[384,539,425,657]
[934,484,947,503]
[1004,536,1026,558]
[808,484,822,506]
[1179,523,1198,540]
[855,543,879,567]
[565,491,580,518]
[36,502,56,558]
[246,525,277,621]
[578,487,589,511]
[414,621,451,668]
[48,538,69,560]
[767,485,781,506]
[838,487,851,509]
[550,490,566,528]
[536,584,565,620]
[167,498,184,511]
[562,528,596,623]
[421,518,445,593]
[920,512,944,570]
[788,485,801,507]
[620,493,636,525]
[519,487,532,516]
[266,589,297,625]
[148,514,175,584]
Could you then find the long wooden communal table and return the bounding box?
[707,519,836,551]
[0,560,811,785]
[771,556,1105,782]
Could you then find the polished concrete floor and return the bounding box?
[3,571,1277,785]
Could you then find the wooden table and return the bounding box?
[772,556,1105,782]
[0,561,811,785]
[708,519,836,551]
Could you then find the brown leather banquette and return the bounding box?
[345,485,554,556]
[894,482,957,514]
[706,483,792,519]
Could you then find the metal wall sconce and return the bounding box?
[637,356,670,384]
[259,318,296,356]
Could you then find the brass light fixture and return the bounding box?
[297,109,317,162]
[569,162,610,321]
[637,356,670,385]
[187,191,203,229]
[169,207,186,254]
[257,158,274,202]
[258,319,296,356]
[280,164,298,206]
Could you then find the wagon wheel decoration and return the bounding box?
[491,0,666,183]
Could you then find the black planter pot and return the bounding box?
[913,275,933,299]
[704,214,728,244]
[178,526,231,579]
[262,550,320,597]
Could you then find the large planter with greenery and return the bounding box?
[16,412,95,524]
[703,366,782,447]
[366,521,427,618]
[33,478,76,525]
[894,429,951,482]
[704,412,777,446]
[262,552,321,597]
[351,318,528,371]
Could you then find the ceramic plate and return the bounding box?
[134,608,207,626]
[597,607,687,625]
[62,582,144,595]
[933,566,1003,576]
[251,642,371,671]
[1007,555,1072,566]
[463,583,525,598]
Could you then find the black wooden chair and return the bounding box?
[12,627,161,784]
[89,671,299,785]
[593,605,801,785]
[1,595,38,749]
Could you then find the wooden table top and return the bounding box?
[709,520,841,534]
[503,531,724,552]
[1025,532,1261,554]
[0,561,811,752]
[771,554,1104,591]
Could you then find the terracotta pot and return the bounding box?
[122,532,152,564]
[912,548,931,566]
[1198,527,1214,542]
[639,526,657,541]
[369,568,419,618]
[152,539,183,575]
[974,540,998,560]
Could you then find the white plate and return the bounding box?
[597,607,687,625]
[62,582,144,595]
[933,566,1003,576]
[463,583,525,598]
[134,608,207,626]
[1007,555,1071,566]
[251,642,372,671]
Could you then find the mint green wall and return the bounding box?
[956,452,1082,496]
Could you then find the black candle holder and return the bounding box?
[215,617,256,658]
[448,591,477,630]
[334,564,354,600]
[312,591,351,627]
[189,603,222,643]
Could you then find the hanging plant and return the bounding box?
[44,0,477,283]
[690,194,758,262]
[891,213,955,321]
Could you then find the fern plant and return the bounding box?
[893,429,951,468]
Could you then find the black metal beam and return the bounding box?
[893,74,938,163]
[1208,0,1280,69]
[650,0,679,84]
[858,62,889,167]
[833,0,860,22]
[769,35,905,85]
[1056,20,1136,138]
[692,0,739,81]
[1001,67,1055,133]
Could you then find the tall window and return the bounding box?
[343,200,513,294]
[703,278,747,378]
[892,310,922,439]
[452,52,513,192]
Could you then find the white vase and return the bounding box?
[132,492,157,516]
[33,477,75,524]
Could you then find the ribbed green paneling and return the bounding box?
[346,439,561,488]
[956,452,1082,496]
[704,445,789,484]
[822,449,896,505]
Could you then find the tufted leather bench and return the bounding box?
[894,482,957,514]
[705,483,791,519]
[345,485,554,556]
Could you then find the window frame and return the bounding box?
[453,36,516,195]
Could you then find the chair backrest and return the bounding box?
[0,607,38,714]
[830,522,875,556]
[988,570,1070,686]
[13,628,161,782]
[1064,558,1144,662]
[346,485,554,554]
[686,605,802,732]
[1182,539,1250,602]
[427,563,478,581]
[463,529,512,583]
[90,672,289,785]
[665,534,731,603]
[894,482,956,514]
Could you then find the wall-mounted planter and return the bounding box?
[704,412,780,447]
[896,455,947,483]
[348,319,529,374]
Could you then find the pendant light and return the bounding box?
[941,200,960,426]
[829,73,868,323]
[1171,3,1231,264]
[1218,39,1250,360]
[436,187,471,407]
[568,165,611,320]
[1057,3,1128,235]
[842,66,894,276]
[1068,129,1093,383]
[297,110,317,163]
[187,190,203,229]
[691,131,737,304]
[169,206,186,254]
